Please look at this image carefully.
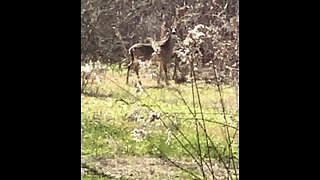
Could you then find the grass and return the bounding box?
[81,67,239,179]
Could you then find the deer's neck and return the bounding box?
[162,34,174,49]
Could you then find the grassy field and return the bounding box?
[81,67,239,179]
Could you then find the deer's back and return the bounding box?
[130,43,154,61]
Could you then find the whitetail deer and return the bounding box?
[126,26,177,86]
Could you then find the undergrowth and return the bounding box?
[81,61,239,179]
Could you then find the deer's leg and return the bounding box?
[173,57,177,82]
[126,63,131,85]
[133,63,142,86]
[163,60,169,86]
[157,61,163,85]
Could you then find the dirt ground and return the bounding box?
[81,156,238,180]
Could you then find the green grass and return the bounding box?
[81,68,239,178]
